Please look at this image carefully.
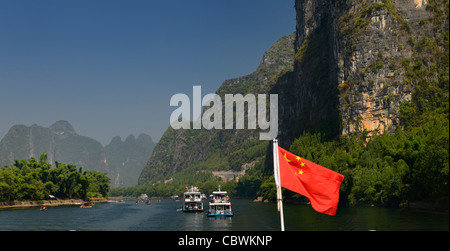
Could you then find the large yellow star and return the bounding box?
[295,169,303,175]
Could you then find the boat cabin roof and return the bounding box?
[210,203,231,206]
[184,191,201,194]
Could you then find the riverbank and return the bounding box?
[0,198,108,209]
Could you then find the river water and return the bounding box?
[0,199,447,231]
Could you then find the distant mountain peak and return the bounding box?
[109,135,123,145]
[49,120,77,136]
[137,133,153,144]
[125,134,137,143]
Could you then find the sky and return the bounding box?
[0,0,295,145]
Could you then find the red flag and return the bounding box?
[277,146,344,216]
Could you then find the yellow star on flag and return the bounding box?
[300,162,305,167]
[296,156,301,161]
[295,169,304,175]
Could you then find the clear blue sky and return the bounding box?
[0,0,295,145]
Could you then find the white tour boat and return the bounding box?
[207,185,233,217]
[182,186,204,212]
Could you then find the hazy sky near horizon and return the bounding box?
[0,0,295,145]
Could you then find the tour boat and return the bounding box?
[182,186,204,212]
[207,185,233,217]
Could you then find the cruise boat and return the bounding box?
[182,186,204,212]
[207,185,233,217]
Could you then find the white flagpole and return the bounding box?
[273,139,280,212]
[273,139,285,231]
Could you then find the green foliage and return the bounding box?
[258,118,448,207]
[0,154,110,202]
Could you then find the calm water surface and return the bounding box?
[0,199,447,231]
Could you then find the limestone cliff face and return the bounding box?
[289,0,448,139]
[337,0,426,135]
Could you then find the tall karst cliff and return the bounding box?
[283,0,448,143]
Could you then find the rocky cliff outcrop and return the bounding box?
[287,0,448,140]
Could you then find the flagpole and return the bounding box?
[273,139,285,231]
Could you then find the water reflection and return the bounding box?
[183,212,204,230]
[207,216,233,230]
[282,203,449,231]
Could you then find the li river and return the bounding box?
[0,198,447,231]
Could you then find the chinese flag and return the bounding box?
[277,146,344,216]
